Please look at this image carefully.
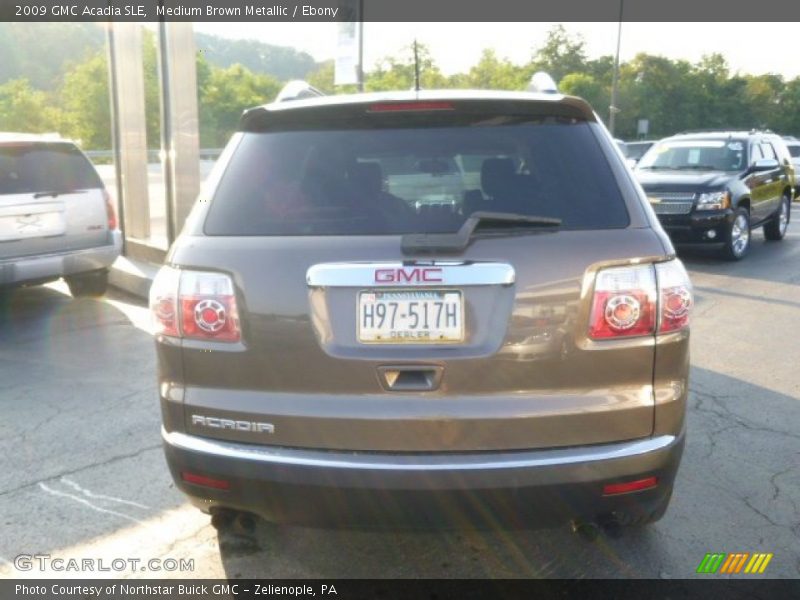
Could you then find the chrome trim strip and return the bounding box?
[163,428,676,471]
[306,262,515,288]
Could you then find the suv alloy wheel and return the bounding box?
[764,194,790,241]
[723,207,751,260]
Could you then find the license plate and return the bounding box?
[0,209,65,241]
[357,290,464,344]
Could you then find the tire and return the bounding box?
[721,207,751,261]
[764,194,790,241]
[66,269,109,297]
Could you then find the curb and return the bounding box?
[108,256,159,300]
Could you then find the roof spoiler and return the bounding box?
[275,80,326,103]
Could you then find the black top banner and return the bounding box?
[3,0,800,22]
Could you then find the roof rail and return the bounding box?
[275,80,326,103]
[677,128,773,135]
[527,72,558,94]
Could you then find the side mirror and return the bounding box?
[626,158,639,169]
[751,158,779,171]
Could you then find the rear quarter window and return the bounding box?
[0,143,102,195]
[204,120,630,236]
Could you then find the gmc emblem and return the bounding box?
[374,267,443,284]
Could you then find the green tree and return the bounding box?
[0,23,104,91]
[776,77,800,136]
[743,73,784,130]
[462,49,528,90]
[559,72,607,115]
[199,63,281,145]
[57,31,161,150]
[529,25,588,84]
[196,51,217,147]
[141,29,163,149]
[616,53,695,138]
[366,43,447,91]
[59,53,111,148]
[306,60,336,94]
[0,78,64,133]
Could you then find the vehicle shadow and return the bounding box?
[216,366,800,579]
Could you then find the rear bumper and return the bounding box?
[163,427,685,529]
[657,209,734,244]
[0,230,122,286]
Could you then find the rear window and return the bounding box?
[0,143,102,195]
[204,121,630,236]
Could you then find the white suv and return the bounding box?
[784,137,800,198]
[0,133,121,296]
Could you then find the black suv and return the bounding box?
[634,131,794,260]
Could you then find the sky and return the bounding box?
[194,22,800,80]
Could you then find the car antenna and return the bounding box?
[413,39,421,92]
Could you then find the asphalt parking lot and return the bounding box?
[1,221,798,580]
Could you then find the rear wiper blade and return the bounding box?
[468,211,562,230]
[402,211,561,254]
[33,189,87,199]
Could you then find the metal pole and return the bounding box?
[357,0,364,92]
[609,0,624,136]
[105,25,125,253]
[157,21,176,244]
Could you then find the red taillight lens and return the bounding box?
[589,265,657,339]
[656,261,693,333]
[603,476,658,496]
[178,270,240,342]
[589,260,692,340]
[181,472,230,490]
[149,267,241,343]
[150,266,180,337]
[103,189,117,230]
[368,101,455,113]
[180,295,240,342]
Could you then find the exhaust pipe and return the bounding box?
[570,519,600,542]
[210,508,258,534]
[210,508,236,530]
[234,511,258,535]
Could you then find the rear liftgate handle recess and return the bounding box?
[377,365,444,392]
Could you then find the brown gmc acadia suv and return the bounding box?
[150,83,692,537]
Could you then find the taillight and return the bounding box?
[149,267,241,343]
[589,264,657,339]
[103,189,117,230]
[150,266,180,337]
[655,260,693,333]
[588,260,692,340]
[178,270,240,342]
